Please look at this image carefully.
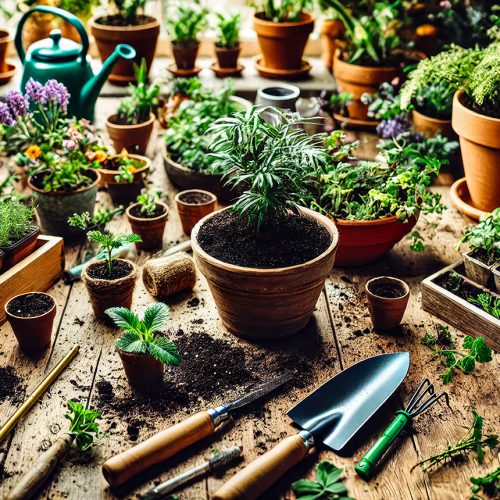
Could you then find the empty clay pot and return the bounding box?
[106,113,155,155]
[117,350,164,388]
[126,201,169,251]
[365,276,410,331]
[175,189,217,235]
[172,41,200,70]
[5,292,56,351]
[215,44,240,68]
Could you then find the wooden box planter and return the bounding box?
[422,261,500,351]
[0,236,64,324]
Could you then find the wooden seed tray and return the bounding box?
[422,261,500,351]
[0,235,65,324]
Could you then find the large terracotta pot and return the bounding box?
[106,113,155,155]
[333,53,401,120]
[90,16,160,85]
[192,207,339,339]
[320,19,345,71]
[334,215,418,267]
[253,12,314,70]
[452,91,500,213]
[0,30,12,71]
[412,110,454,140]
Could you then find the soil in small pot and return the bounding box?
[128,203,166,219]
[178,191,213,205]
[95,14,153,27]
[469,247,499,267]
[197,210,331,268]
[6,293,54,317]
[86,260,134,280]
[367,281,407,298]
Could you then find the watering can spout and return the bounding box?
[81,44,136,119]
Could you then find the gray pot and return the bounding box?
[256,84,300,111]
[462,250,494,287]
[28,170,100,239]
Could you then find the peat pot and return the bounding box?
[28,169,100,238]
[0,226,40,272]
[118,350,164,388]
[191,207,339,339]
[412,109,455,140]
[126,201,169,251]
[106,113,155,155]
[452,91,500,213]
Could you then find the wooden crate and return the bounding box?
[422,261,500,351]
[0,235,65,324]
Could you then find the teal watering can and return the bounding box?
[15,6,136,121]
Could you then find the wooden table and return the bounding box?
[0,97,498,500]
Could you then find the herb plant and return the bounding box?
[215,12,240,48]
[65,400,100,451]
[208,106,326,227]
[468,293,500,319]
[0,197,34,247]
[252,0,312,22]
[166,1,208,44]
[291,461,353,500]
[58,0,100,19]
[325,90,353,116]
[416,411,498,471]
[137,190,161,216]
[106,303,181,366]
[107,0,146,24]
[470,465,500,500]
[412,80,455,120]
[68,206,124,232]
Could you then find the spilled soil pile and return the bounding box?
[0,367,26,405]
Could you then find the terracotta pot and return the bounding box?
[28,170,100,238]
[215,44,240,68]
[0,30,12,71]
[333,53,401,120]
[365,276,410,331]
[462,250,494,288]
[90,16,160,85]
[253,12,314,70]
[334,215,418,267]
[320,19,345,71]
[172,41,200,70]
[452,91,500,213]
[5,292,56,351]
[126,201,169,251]
[106,113,155,155]
[117,350,164,388]
[191,206,339,339]
[0,226,40,272]
[412,109,454,139]
[82,259,138,320]
[94,154,151,188]
[175,190,217,235]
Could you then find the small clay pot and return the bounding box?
[94,154,150,188]
[82,259,138,321]
[117,350,164,388]
[126,201,169,251]
[5,292,56,351]
[0,226,40,272]
[172,41,200,70]
[215,44,240,68]
[106,113,155,155]
[175,190,217,235]
[365,277,410,331]
[412,109,455,140]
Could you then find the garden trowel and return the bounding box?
[212,352,410,500]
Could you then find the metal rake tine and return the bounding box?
[411,390,448,417]
[406,379,434,414]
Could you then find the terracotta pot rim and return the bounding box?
[126,201,169,222]
[334,214,410,227]
[0,30,12,43]
[175,189,217,207]
[90,15,160,31]
[412,109,451,125]
[5,292,56,320]
[28,169,100,197]
[106,113,155,130]
[254,11,314,27]
[192,206,339,274]
[365,276,410,300]
[97,154,151,176]
[333,51,400,72]
[82,258,137,284]
[453,90,500,125]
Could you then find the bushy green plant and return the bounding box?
[106,303,181,366]
[65,400,100,451]
[362,82,404,121]
[136,190,161,216]
[58,0,100,19]
[166,1,208,44]
[412,80,455,120]
[0,197,34,247]
[68,206,124,232]
[116,59,160,125]
[215,12,240,48]
[167,77,203,100]
[108,0,146,23]
[208,106,326,227]
[251,0,312,22]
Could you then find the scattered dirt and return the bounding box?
[0,367,26,405]
[86,260,133,280]
[178,192,213,204]
[129,203,166,219]
[6,293,54,318]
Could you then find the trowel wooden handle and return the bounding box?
[213,434,309,500]
[102,411,215,487]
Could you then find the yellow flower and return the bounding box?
[119,148,129,157]
[94,150,107,163]
[128,165,137,174]
[416,24,438,38]
[26,145,41,160]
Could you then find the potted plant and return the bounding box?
[318,0,347,71]
[57,0,99,41]
[252,0,314,75]
[158,77,202,127]
[400,39,500,212]
[5,292,56,350]
[213,12,242,75]
[456,208,500,287]
[0,197,39,272]
[89,0,160,84]
[175,189,217,235]
[81,230,141,320]
[105,58,159,155]
[191,106,339,339]
[106,302,181,388]
[166,0,208,73]
[126,191,169,251]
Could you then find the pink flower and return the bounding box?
[63,139,77,150]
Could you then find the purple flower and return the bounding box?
[43,80,70,113]
[25,78,46,105]
[377,115,411,139]
[0,102,15,125]
[6,90,29,118]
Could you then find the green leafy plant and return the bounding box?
[362,82,404,121]
[412,80,455,120]
[421,324,455,349]
[58,0,100,19]
[208,105,326,227]
[215,12,240,48]
[87,230,142,276]
[416,411,498,471]
[468,293,500,319]
[291,461,354,500]
[136,190,161,216]
[108,0,146,23]
[470,465,500,500]
[251,0,312,22]
[106,303,181,366]
[110,155,144,184]
[327,90,353,116]
[0,197,34,247]
[166,1,208,44]
[67,206,124,232]
[167,77,203,100]
[65,400,100,451]
[116,58,160,125]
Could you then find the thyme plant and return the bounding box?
[0,197,34,247]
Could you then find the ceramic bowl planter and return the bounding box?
[412,109,455,140]
[215,44,240,68]
[82,259,138,320]
[28,169,100,238]
[172,41,200,70]
[0,226,40,272]
[192,206,339,339]
[255,84,300,111]
[5,292,56,351]
[462,250,495,288]
[452,91,500,213]
[365,276,410,331]
[126,201,169,251]
[175,190,217,235]
[320,19,345,71]
[106,113,155,155]
[118,350,164,388]
[90,16,160,85]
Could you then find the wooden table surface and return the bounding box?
[0,97,499,500]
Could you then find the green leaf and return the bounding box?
[105,307,141,332]
[317,461,343,487]
[291,479,323,494]
[148,336,181,366]
[115,331,149,355]
[143,303,170,333]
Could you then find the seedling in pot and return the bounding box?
[136,190,163,217]
[67,206,125,233]
[213,13,241,70]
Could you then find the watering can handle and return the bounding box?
[15,6,89,64]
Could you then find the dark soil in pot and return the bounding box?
[178,191,213,204]
[197,211,331,268]
[367,281,407,298]
[96,14,153,26]
[86,260,133,280]
[128,204,166,219]
[6,293,54,317]
[469,247,498,266]
[127,202,168,251]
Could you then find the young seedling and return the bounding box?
[215,12,240,48]
[137,190,161,217]
[470,465,500,500]
[67,206,124,232]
